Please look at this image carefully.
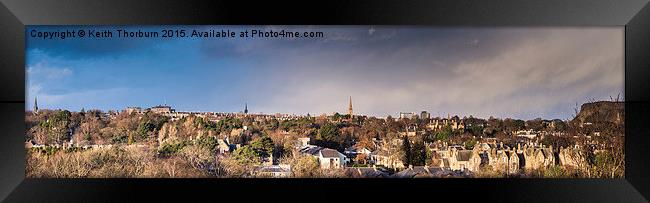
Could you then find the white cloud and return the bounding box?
[27,63,73,79]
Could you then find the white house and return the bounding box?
[318,148,350,169]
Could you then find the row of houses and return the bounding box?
[249,138,588,178]
[430,141,587,173]
[348,138,588,174]
[427,117,466,131]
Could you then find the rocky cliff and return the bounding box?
[573,101,624,125]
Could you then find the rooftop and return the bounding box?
[299,145,325,156]
[345,167,389,178]
[320,149,341,158]
[255,165,291,173]
[393,166,443,178]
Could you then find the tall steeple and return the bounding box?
[33,97,39,114]
[348,96,353,117]
[244,103,248,114]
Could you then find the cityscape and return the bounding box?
[25,96,624,178]
[24,26,624,178]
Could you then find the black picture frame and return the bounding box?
[1,0,649,202]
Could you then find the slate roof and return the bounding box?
[344,146,357,154]
[255,165,291,173]
[345,167,390,178]
[299,145,324,156]
[392,166,444,178]
[370,149,391,157]
[321,149,342,158]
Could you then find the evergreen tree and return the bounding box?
[317,123,341,149]
[411,141,426,166]
[401,135,412,166]
[251,135,274,157]
[425,146,433,166]
[233,145,261,165]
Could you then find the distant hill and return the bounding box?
[573,101,624,125]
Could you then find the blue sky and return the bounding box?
[26,26,624,120]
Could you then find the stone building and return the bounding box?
[420,111,431,120]
[558,146,588,168]
[437,141,555,174]
[370,150,405,169]
[444,147,482,172]
[124,107,142,114]
[486,148,520,174]
[399,112,416,120]
[522,144,555,170]
[369,138,407,169]
[149,105,174,114]
[427,116,465,131]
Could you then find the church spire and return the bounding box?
[348,96,353,117]
[34,97,39,114]
[244,102,248,114]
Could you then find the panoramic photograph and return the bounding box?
[24,26,624,178]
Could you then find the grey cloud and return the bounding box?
[237,27,623,120]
